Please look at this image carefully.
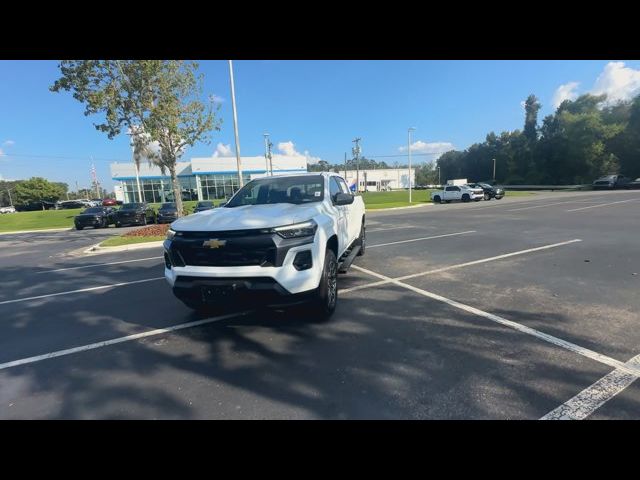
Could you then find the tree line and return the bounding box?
[437,93,640,185]
[0,177,109,206]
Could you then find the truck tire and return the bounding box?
[462,194,470,202]
[484,193,491,201]
[433,195,441,204]
[357,222,365,256]
[76,225,83,230]
[310,249,338,321]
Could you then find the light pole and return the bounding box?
[437,165,441,186]
[228,60,244,188]
[408,127,416,203]
[492,158,496,183]
[352,138,361,193]
[263,133,270,175]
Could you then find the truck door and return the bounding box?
[337,176,360,244]
[446,186,461,201]
[329,176,349,255]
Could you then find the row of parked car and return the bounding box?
[431,183,505,204]
[592,175,640,189]
[74,201,217,230]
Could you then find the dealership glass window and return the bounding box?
[199,173,251,201]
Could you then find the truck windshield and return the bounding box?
[226,175,325,207]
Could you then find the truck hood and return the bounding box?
[171,203,324,232]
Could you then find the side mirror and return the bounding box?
[334,192,354,205]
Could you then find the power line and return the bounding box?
[0,153,129,162]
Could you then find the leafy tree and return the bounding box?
[50,60,220,216]
[13,177,67,205]
[523,94,541,142]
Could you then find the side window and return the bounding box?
[338,178,351,194]
[445,186,452,192]
[452,186,460,192]
[329,177,342,200]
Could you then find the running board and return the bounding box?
[338,245,360,273]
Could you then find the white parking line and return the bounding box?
[0,277,164,306]
[368,231,476,249]
[541,354,640,420]
[368,226,419,233]
[0,311,251,371]
[566,199,639,212]
[341,239,582,294]
[38,256,163,273]
[350,264,640,377]
[507,200,601,212]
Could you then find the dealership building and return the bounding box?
[342,168,416,192]
[110,155,308,203]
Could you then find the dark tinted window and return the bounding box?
[197,202,213,207]
[226,175,324,207]
[83,207,104,214]
[121,203,144,210]
[161,203,176,209]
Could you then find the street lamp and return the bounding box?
[492,158,496,183]
[408,127,416,203]
[228,60,244,188]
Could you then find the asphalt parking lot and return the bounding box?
[1,189,639,419]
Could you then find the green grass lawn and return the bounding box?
[99,235,166,247]
[0,208,82,232]
[361,190,437,209]
[504,190,539,196]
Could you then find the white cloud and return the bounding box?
[211,94,225,104]
[552,81,580,109]
[212,142,233,157]
[277,141,322,165]
[2,140,15,147]
[0,148,3,156]
[552,62,640,110]
[591,61,640,106]
[398,141,455,158]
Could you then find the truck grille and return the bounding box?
[169,229,277,267]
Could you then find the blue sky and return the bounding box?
[1,60,640,191]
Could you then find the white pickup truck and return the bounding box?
[431,184,484,203]
[163,172,366,320]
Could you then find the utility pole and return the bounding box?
[408,127,416,203]
[493,158,496,183]
[263,133,270,176]
[267,139,273,175]
[352,138,361,193]
[228,60,244,188]
[344,152,347,178]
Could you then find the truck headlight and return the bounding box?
[273,220,317,239]
[166,229,176,240]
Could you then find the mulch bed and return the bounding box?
[123,224,171,237]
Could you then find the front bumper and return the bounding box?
[158,214,177,223]
[75,217,104,227]
[163,230,325,295]
[116,214,146,225]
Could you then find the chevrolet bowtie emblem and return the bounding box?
[202,239,227,249]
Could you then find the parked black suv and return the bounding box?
[467,183,505,200]
[592,175,631,189]
[75,207,116,230]
[157,202,179,224]
[114,203,157,227]
[193,201,215,213]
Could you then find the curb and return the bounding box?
[367,203,433,213]
[0,227,73,236]
[84,240,165,255]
